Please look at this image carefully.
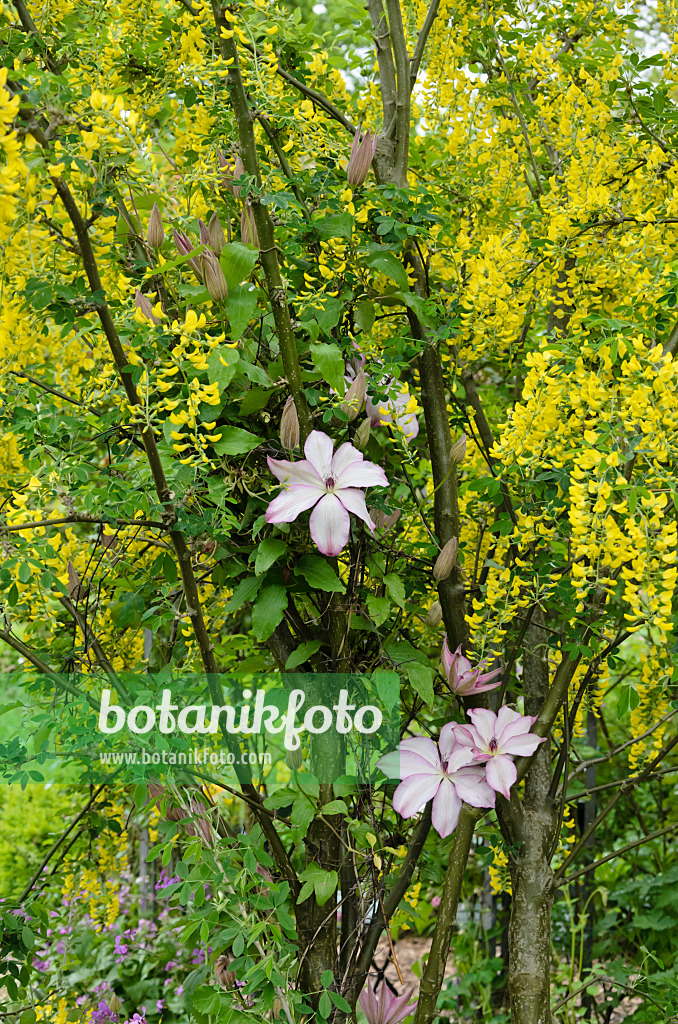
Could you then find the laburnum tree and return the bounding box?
[1,0,678,1023]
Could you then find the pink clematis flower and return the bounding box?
[265,430,388,557]
[454,707,546,800]
[365,385,419,441]
[441,636,502,696]
[376,726,495,838]
[359,983,418,1024]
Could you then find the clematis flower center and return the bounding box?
[489,737,498,753]
[325,476,335,490]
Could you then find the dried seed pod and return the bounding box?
[432,537,459,581]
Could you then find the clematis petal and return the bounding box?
[399,736,442,767]
[467,708,498,748]
[441,636,453,680]
[334,487,376,531]
[451,724,477,748]
[334,458,389,490]
[304,431,334,480]
[500,733,545,757]
[467,677,503,694]
[392,773,441,818]
[451,766,496,807]
[265,485,322,524]
[384,991,418,1024]
[446,745,479,772]
[376,748,440,780]
[309,493,350,556]
[431,778,462,837]
[267,455,324,489]
[495,705,526,734]
[497,711,538,747]
[486,755,517,800]
[330,441,364,479]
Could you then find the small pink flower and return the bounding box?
[359,983,418,1024]
[431,895,441,908]
[454,707,546,800]
[265,430,388,556]
[441,636,502,696]
[376,727,495,838]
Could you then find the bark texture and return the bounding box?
[508,611,557,1024]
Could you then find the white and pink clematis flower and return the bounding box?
[265,430,388,557]
[376,726,495,838]
[454,707,546,800]
[441,636,502,696]
[359,983,418,1024]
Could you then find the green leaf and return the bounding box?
[320,799,348,816]
[223,575,263,612]
[406,663,435,706]
[315,869,338,906]
[314,296,344,333]
[328,991,352,1013]
[319,992,332,1018]
[321,970,334,987]
[374,670,400,713]
[315,212,353,239]
[354,299,375,334]
[20,1011,37,1024]
[208,345,240,390]
[220,242,259,290]
[200,919,209,944]
[366,251,410,291]
[310,342,345,395]
[383,573,406,609]
[294,555,345,592]
[22,926,35,949]
[367,594,391,626]
[225,284,258,341]
[254,538,287,575]
[291,794,315,837]
[285,640,323,669]
[212,426,262,456]
[252,585,288,640]
[401,290,437,328]
[18,563,32,584]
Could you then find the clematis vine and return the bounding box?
[359,983,418,1024]
[265,430,388,556]
[376,726,495,837]
[441,636,502,695]
[454,707,546,800]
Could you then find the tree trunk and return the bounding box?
[508,612,557,1024]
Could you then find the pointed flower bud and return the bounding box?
[109,995,123,1013]
[425,600,442,627]
[198,218,212,248]
[172,227,203,281]
[135,288,161,325]
[208,212,226,255]
[232,154,245,198]
[280,395,300,450]
[202,249,228,302]
[146,202,164,249]
[241,201,259,248]
[450,433,467,465]
[433,536,459,581]
[340,371,366,421]
[285,747,303,770]
[347,129,376,188]
[369,508,400,533]
[354,417,371,449]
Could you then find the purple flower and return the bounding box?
[441,637,502,695]
[376,727,495,837]
[265,430,388,556]
[91,1001,118,1024]
[454,707,546,799]
[172,227,203,281]
[359,983,418,1024]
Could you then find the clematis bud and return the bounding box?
[146,202,165,249]
[202,249,228,302]
[135,288,161,325]
[347,129,377,188]
[340,371,366,421]
[172,227,203,281]
[369,508,400,533]
[280,395,300,450]
[353,417,371,449]
[241,201,259,247]
[285,747,303,770]
[450,433,467,465]
[215,954,237,989]
[109,995,123,1013]
[208,212,226,255]
[231,154,245,198]
[426,600,442,627]
[198,218,212,248]
[433,537,459,581]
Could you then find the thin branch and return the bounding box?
[385,0,411,186]
[11,0,63,74]
[9,370,99,412]
[560,821,678,887]
[0,630,100,711]
[409,0,441,88]
[564,765,678,804]
[256,113,311,220]
[58,595,130,700]
[2,515,168,532]
[492,24,544,196]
